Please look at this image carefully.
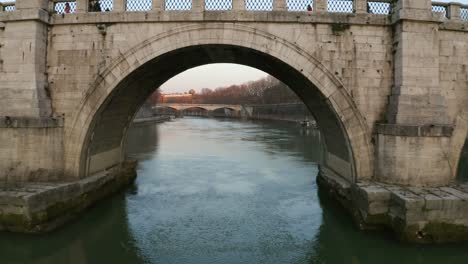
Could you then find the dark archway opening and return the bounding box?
[458,138,468,182]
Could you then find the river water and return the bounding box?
[1,117,468,264]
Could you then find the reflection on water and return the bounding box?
[1,118,468,263]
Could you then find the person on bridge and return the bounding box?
[307,4,313,12]
[89,0,102,12]
[64,3,71,14]
[94,0,102,12]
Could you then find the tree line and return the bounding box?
[150,76,302,105]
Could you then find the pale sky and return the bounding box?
[160,64,268,93]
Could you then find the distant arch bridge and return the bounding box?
[154,103,243,113]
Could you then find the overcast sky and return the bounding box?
[160,64,268,93]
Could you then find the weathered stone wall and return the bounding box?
[0,117,64,184]
[0,18,51,117]
[439,29,468,177]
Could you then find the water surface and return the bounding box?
[1,118,468,264]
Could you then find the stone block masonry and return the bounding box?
[0,161,136,233]
[318,167,468,243]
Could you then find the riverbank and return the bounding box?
[0,161,137,233]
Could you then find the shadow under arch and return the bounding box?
[457,138,468,181]
[155,106,179,112]
[213,107,236,112]
[65,25,372,183]
[181,106,209,112]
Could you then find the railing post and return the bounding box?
[314,0,327,12]
[113,0,126,11]
[192,0,205,11]
[153,0,165,11]
[447,2,461,20]
[273,0,286,11]
[76,0,88,13]
[354,0,367,14]
[394,0,432,14]
[232,0,244,11]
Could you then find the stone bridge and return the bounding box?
[0,0,468,241]
[154,103,243,112]
[154,103,243,116]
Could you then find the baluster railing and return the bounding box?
[126,0,152,11]
[286,0,313,12]
[205,0,232,10]
[328,0,354,13]
[1,1,16,12]
[366,0,392,15]
[165,0,191,10]
[86,0,113,12]
[19,0,466,20]
[52,0,77,14]
[245,0,273,11]
[459,5,468,21]
[432,1,448,18]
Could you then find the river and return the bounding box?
[1,117,468,263]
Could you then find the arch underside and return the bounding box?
[81,45,358,181]
[155,106,179,112]
[457,137,468,181]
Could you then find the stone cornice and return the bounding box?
[375,123,454,137]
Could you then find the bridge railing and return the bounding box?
[431,2,468,21]
[0,1,16,12]
[2,0,467,21]
[432,1,448,18]
[52,0,77,14]
[367,0,392,15]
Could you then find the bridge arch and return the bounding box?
[65,23,373,182]
[160,106,179,112]
[180,106,209,112]
[213,107,236,112]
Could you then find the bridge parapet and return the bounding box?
[1,0,465,20]
[0,1,15,12]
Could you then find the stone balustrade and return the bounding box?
[431,2,468,20]
[1,0,465,21]
[0,1,16,11]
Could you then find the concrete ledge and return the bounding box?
[375,123,453,137]
[318,168,468,243]
[0,9,49,23]
[0,117,64,128]
[440,20,468,32]
[0,161,137,233]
